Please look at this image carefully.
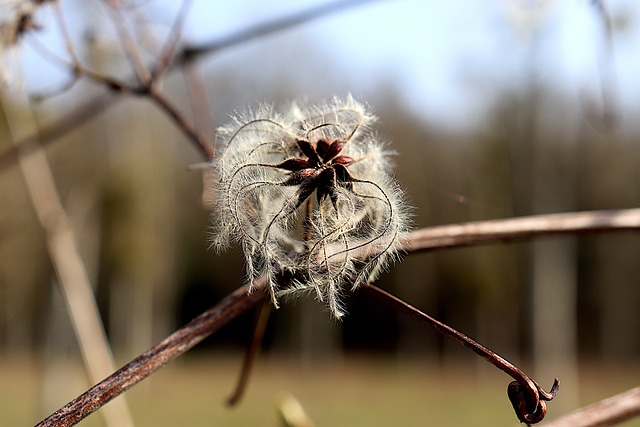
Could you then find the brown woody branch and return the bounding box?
[400,208,640,253]
[34,283,267,427]
[33,209,640,427]
[544,386,640,427]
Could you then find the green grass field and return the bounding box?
[3,354,639,427]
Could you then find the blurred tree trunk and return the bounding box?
[596,234,640,362]
[583,136,640,362]
[530,108,580,412]
[504,76,580,410]
[0,106,48,356]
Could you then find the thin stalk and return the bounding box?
[34,283,268,427]
[361,283,559,424]
[400,209,640,253]
[544,386,640,427]
[226,300,272,406]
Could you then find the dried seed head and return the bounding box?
[211,95,409,318]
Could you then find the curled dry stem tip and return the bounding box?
[361,283,559,425]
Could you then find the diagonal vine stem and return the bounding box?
[32,209,640,427]
[360,283,559,424]
[34,283,268,427]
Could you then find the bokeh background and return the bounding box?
[1,0,639,426]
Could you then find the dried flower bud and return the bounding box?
[211,95,409,318]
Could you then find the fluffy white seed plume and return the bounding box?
[211,95,409,318]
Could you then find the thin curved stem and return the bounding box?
[360,283,559,424]
[33,209,640,427]
[148,87,215,159]
[226,298,272,406]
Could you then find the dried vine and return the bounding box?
[33,209,640,427]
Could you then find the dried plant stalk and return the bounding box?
[33,209,640,427]
[544,386,640,427]
[34,283,267,427]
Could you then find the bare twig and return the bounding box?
[183,63,215,152]
[0,0,380,172]
[1,94,134,427]
[148,86,215,159]
[544,386,640,427]
[400,209,640,253]
[34,282,268,427]
[151,0,194,82]
[33,209,640,427]
[104,0,152,85]
[34,1,211,158]
[25,34,214,158]
[361,284,559,424]
[226,299,271,406]
[51,0,82,69]
[176,0,381,65]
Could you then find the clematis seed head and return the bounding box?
[211,95,409,318]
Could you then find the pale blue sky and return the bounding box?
[17,0,640,131]
[149,0,640,129]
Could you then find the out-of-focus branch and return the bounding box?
[544,386,640,427]
[31,0,213,160]
[34,282,268,427]
[148,86,214,159]
[0,94,118,170]
[226,299,271,406]
[0,0,380,171]
[33,208,640,427]
[586,0,618,130]
[176,0,380,65]
[400,209,640,253]
[1,94,134,427]
[361,284,558,424]
[183,63,215,152]
[104,0,152,85]
[152,0,194,81]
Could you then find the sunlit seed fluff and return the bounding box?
[211,95,409,318]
